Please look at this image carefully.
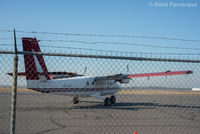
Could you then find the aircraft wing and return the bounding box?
[94,70,193,82]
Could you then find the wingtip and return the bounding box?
[186,70,193,74]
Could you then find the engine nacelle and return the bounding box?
[119,79,130,84]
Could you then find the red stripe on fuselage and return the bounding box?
[29,87,120,93]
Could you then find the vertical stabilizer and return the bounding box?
[22,37,50,80]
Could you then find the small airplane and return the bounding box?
[8,37,193,106]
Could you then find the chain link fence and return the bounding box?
[0,30,200,134]
[0,49,200,134]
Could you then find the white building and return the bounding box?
[192,88,200,91]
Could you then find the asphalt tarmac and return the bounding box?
[0,91,200,134]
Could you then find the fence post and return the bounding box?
[10,29,18,134]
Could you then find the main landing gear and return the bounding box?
[73,97,80,104]
[104,95,116,106]
[72,96,116,106]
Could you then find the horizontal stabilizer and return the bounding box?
[7,73,26,77]
[7,72,77,79]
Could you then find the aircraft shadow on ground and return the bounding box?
[17,101,200,112]
[73,101,200,111]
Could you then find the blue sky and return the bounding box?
[0,0,200,55]
[0,0,200,88]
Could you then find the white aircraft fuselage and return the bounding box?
[28,76,121,97]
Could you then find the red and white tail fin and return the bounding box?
[22,37,50,81]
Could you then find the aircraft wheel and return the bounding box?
[104,97,112,106]
[110,96,116,104]
[73,97,79,104]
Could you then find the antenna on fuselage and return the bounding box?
[84,67,87,75]
[127,64,129,73]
